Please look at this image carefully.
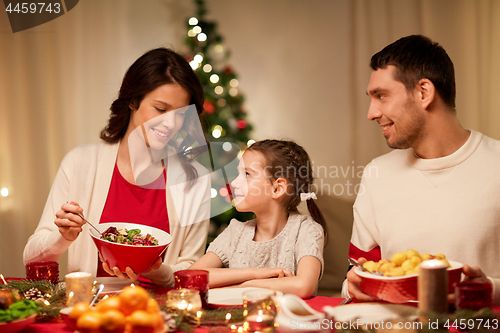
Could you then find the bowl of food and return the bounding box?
[354,250,463,304]
[90,222,172,274]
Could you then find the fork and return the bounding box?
[348,258,383,276]
[77,213,101,235]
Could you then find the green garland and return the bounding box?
[1,279,66,321]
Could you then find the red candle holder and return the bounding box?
[174,270,209,308]
[25,261,59,284]
[455,281,493,311]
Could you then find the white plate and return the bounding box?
[323,303,418,323]
[94,277,134,294]
[208,287,283,307]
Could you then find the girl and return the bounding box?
[190,139,327,298]
[23,48,210,286]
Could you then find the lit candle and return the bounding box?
[418,260,448,314]
[166,289,202,312]
[244,313,275,332]
[65,272,92,307]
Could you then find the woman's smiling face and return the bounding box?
[128,83,191,150]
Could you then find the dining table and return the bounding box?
[7,277,500,333]
[7,278,343,333]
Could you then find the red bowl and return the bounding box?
[0,314,37,333]
[90,222,172,274]
[355,260,463,303]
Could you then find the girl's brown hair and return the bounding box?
[246,139,328,241]
[100,48,207,190]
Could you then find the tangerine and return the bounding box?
[76,311,103,333]
[97,296,122,313]
[128,310,155,333]
[146,298,160,314]
[69,302,91,321]
[100,309,127,333]
[119,286,149,315]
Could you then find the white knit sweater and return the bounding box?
[23,141,210,287]
[344,130,500,304]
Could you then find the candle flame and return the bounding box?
[230,324,237,329]
[237,327,243,332]
[196,311,202,318]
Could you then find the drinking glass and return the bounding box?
[455,281,493,311]
[174,270,209,308]
[25,261,59,284]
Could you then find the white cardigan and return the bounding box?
[23,141,210,287]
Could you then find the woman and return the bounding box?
[23,48,210,286]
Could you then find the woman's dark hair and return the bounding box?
[370,34,456,110]
[246,139,328,242]
[100,47,206,190]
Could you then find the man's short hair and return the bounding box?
[370,35,456,109]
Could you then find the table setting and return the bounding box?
[2,227,500,332]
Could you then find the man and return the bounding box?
[342,35,500,304]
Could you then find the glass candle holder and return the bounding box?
[243,289,277,332]
[455,281,493,311]
[25,261,59,284]
[174,270,209,308]
[166,289,202,313]
[65,272,93,307]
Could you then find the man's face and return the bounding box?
[366,66,425,150]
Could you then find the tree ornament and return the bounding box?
[237,120,247,129]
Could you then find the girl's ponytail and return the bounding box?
[306,199,328,244]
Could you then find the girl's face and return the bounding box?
[231,150,275,212]
[128,83,191,150]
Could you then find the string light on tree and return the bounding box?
[184,0,254,241]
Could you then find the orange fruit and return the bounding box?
[96,296,122,313]
[146,298,160,314]
[100,309,127,333]
[128,310,155,333]
[151,312,165,331]
[119,286,149,316]
[76,311,102,333]
[69,302,91,321]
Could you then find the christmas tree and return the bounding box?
[184,0,254,242]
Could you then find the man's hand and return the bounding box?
[346,257,379,302]
[447,264,490,303]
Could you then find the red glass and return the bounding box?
[174,270,209,308]
[455,281,493,311]
[25,261,59,284]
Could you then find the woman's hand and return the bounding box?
[254,267,294,279]
[54,201,85,241]
[100,254,163,281]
